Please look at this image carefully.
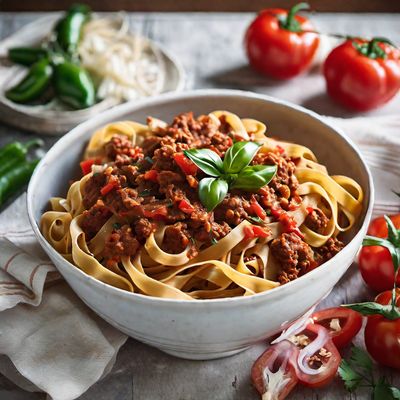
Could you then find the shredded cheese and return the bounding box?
[78,13,165,101]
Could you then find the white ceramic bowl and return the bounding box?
[27,89,374,360]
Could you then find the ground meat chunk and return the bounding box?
[305,208,329,234]
[103,224,140,262]
[83,173,106,209]
[214,194,250,226]
[314,238,344,264]
[162,222,190,254]
[157,171,184,187]
[80,200,111,240]
[134,218,155,242]
[141,136,163,157]
[270,232,314,284]
[105,135,143,161]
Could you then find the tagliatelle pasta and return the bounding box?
[41,111,363,299]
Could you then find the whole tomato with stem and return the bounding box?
[245,2,320,79]
[358,214,400,292]
[323,37,400,111]
[364,289,400,369]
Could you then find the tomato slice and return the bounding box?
[251,340,299,400]
[244,225,270,239]
[173,153,198,175]
[311,307,362,349]
[178,199,195,214]
[293,323,341,388]
[250,196,267,220]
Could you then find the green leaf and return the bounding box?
[338,359,363,392]
[363,235,399,271]
[384,215,399,247]
[198,177,228,211]
[231,165,277,191]
[390,386,400,399]
[374,382,395,400]
[343,302,400,320]
[184,149,223,177]
[349,346,373,372]
[247,216,266,225]
[223,141,261,174]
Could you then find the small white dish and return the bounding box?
[27,89,374,360]
[0,14,185,135]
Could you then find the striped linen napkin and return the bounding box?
[0,114,398,400]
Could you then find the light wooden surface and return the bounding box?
[0,11,400,400]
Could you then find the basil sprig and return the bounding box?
[184,141,277,211]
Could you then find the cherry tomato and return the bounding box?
[323,38,400,111]
[294,324,341,388]
[245,3,319,80]
[358,215,400,292]
[311,307,362,349]
[364,290,400,369]
[251,340,299,399]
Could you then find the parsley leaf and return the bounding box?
[349,346,373,372]
[338,359,363,392]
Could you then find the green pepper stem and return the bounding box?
[280,2,310,32]
[23,139,44,151]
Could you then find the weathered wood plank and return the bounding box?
[0,11,399,400]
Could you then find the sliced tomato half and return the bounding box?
[311,307,362,349]
[251,340,299,400]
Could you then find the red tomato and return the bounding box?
[364,290,400,369]
[251,340,299,399]
[244,225,270,239]
[80,158,97,175]
[143,206,168,219]
[144,169,159,182]
[358,215,400,292]
[323,38,400,111]
[100,180,119,196]
[250,196,267,220]
[173,153,198,175]
[244,3,319,79]
[178,199,195,214]
[294,324,341,388]
[311,307,362,349]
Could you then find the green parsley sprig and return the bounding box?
[184,141,277,211]
[339,346,400,399]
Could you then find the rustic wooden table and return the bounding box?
[0,11,399,400]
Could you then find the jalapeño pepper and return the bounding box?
[8,47,48,66]
[0,159,40,206]
[55,3,91,54]
[6,58,53,103]
[0,139,43,177]
[53,60,95,109]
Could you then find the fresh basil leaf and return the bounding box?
[184,149,223,177]
[223,141,261,173]
[338,359,363,392]
[231,165,277,191]
[343,302,400,320]
[198,177,228,211]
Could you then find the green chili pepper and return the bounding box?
[0,159,40,206]
[6,58,53,103]
[0,139,43,177]
[55,3,91,54]
[53,60,95,109]
[8,47,48,66]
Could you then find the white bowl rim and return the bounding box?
[27,88,374,305]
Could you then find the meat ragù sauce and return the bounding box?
[80,112,343,282]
